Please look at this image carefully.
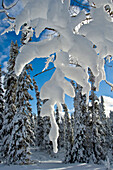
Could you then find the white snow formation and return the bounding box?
[3,0,113,153]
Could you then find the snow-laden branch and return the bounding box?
[2,0,113,153]
[33,67,55,77]
[2,0,20,10]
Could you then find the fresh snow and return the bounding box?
[2,0,113,153]
[0,162,109,170]
[0,148,112,170]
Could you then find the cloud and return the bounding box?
[101,96,113,117]
[68,108,74,114]
[4,46,10,54]
[0,55,8,64]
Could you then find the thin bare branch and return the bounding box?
[0,0,19,20]
[0,9,5,13]
[33,67,55,77]
[105,80,113,91]
[73,0,96,10]
[4,11,16,20]
[2,0,19,10]
[0,9,16,20]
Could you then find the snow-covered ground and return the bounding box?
[0,161,110,170]
[0,148,112,170]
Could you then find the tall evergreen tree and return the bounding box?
[71,84,88,163]
[1,41,18,163]
[71,113,74,133]
[6,64,34,164]
[0,66,4,161]
[89,69,106,164]
[108,111,113,163]
[58,116,65,151]
[0,66,4,130]
[99,96,111,158]
[33,78,44,148]
[63,104,74,163]
[55,107,65,151]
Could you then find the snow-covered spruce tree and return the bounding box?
[71,113,74,133]
[6,64,34,164]
[89,69,106,164]
[55,106,65,151]
[0,66,4,131]
[99,96,111,159]
[32,78,44,148]
[91,112,107,164]
[108,111,113,163]
[63,104,74,163]
[58,117,65,151]
[109,111,113,136]
[2,0,113,153]
[99,96,106,122]
[0,66,4,162]
[1,41,18,163]
[71,80,90,162]
[71,83,89,163]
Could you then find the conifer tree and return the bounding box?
[6,64,34,164]
[71,84,88,163]
[33,78,44,148]
[91,112,108,163]
[1,41,18,163]
[55,107,65,151]
[71,81,89,163]
[0,66,4,130]
[0,66,4,161]
[63,104,74,163]
[71,113,74,133]
[108,111,113,163]
[3,23,34,164]
[58,117,65,151]
[89,69,106,164]
[99,96,110,157]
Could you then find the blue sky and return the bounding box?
[0,0,113,115]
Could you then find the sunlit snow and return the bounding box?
[3,0,113,153]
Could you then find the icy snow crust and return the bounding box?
[13,0,113,153]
